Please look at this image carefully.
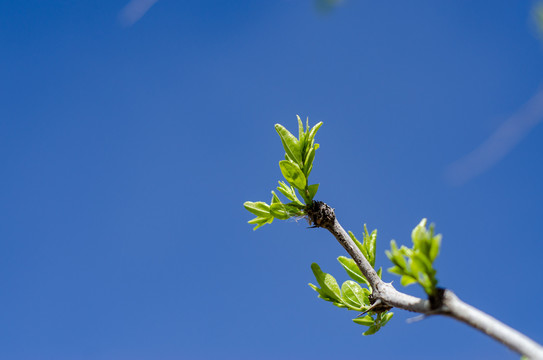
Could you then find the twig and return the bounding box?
[308,201,543,360]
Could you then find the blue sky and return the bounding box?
[1,1,542,359]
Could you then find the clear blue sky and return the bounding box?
[1,1,542,359]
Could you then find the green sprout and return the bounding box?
[243,116,322,230]
[386,219,441,297]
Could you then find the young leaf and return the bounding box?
[363,225,377,267]
[400,275,418,286]
[353,315,374,326]
[275,124,303,166]
[303,147,316,176]
[247,216,273,230]
[308,283,333,301]
[338,256,370,287]
[341,280,367,309]
[411,252,432,273]
[269,203,291,220]
[271,191,281,205]
[243,201,271,217]
[411,218,428,246]
[381,312,394,326]
[363,325,379,336]
[387,240,408,270]
[277,181,299,203]
[307,121,323,144]
[297,115,304,143]
[305,163,313,179]
[279,160,307,190]
[429,233,441,262]
[307,183,319,201]
[388,266,404,276]
[348,231,367,260]
[270,203,302,220]
[286,201,306,209]
[311,263,342,302]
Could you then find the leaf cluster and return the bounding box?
[244,117,322,229]
[386,219,441,296]
[308,225,393,335]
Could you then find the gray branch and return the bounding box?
[309,201,543,360]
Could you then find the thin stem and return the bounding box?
[442,291,543,360]
[325,217,381,288]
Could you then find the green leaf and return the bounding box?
[243,201,271,217]
[310,263,341,302]
[410,258,424,281]
[247,216,272,230]
[277,181,301,204]
[303,147,316,176]
[386,219,441,295]
[277,186,292,200]
[284,151,295,164]
[353,315,374,326]
[308,283,333,301]
[412,218,428,247]
[361,288,371,305]
[279,160,307,190]
[377,267,383,278]
[269,203,291,220]
[297,115,304,143]
[419,272,433,294]
[388,266,404,276]
[429,233,441,262]
[400,275,418,286]
[359,312,393,335]
[348,231,367,260]
[271,191,281,205]
[399,245,412,257]
[286,201,305,209]
[307,121,323,144]
[388,240,408,270]
[275,124,303,166]
[307,183,319,201]
[341,280,366,309]
[305,163,313,178]
[337,256,370,286]
[270,203,302,220]
[411,252,432,273]
[381,312,394,326]
[363,325,379,336]
[363,225,377,267]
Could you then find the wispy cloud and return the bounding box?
[314,0,344,13]
[445,88,543,185]
[119,0,159,27]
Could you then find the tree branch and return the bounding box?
[308,201,543,360]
